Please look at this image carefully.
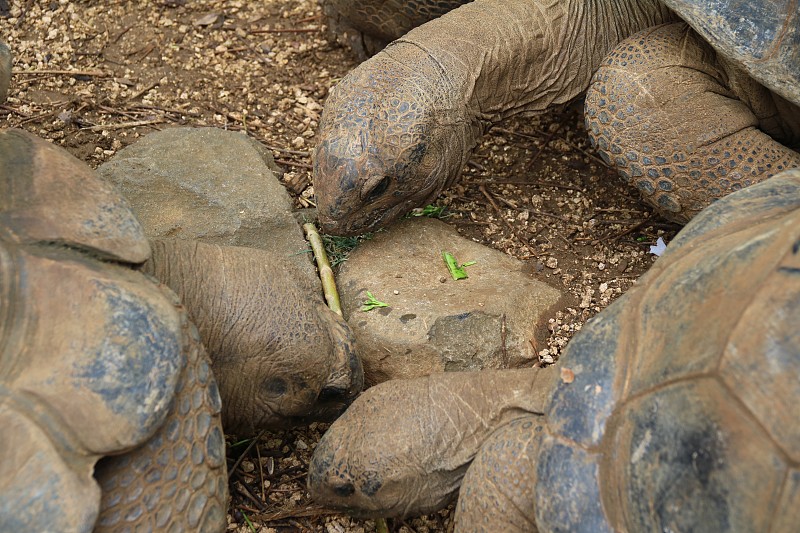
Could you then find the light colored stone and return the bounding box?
[338,218,567,384]
[98,127,317,284]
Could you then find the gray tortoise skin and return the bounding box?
[309,169,800,532]
[313,0,800,235]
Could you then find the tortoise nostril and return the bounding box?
[333,481,356,497]
[365,176,390,201]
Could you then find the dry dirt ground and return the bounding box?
[1,1,680,531]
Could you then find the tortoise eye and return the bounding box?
[365,176,390,202]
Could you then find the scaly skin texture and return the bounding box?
[315,0,675,235]
[142,238,363,434]
[585,22,800,222]
[309,169,800,531]
[455,416,541,532]
[315,0,800,234]
[94,294,227,533]
[663,0,800,105]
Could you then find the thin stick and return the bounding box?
[233,474,267,511]
[529,209,571,223]
[250,27,320,34]
[295,15,322,24]
[479,185,539,257]
[83,118,165,131]
[485,179,583,192]
[256,442,267,500]
[605,217,654,243]
[262,144,310,157]
[303,223,342,316]
[492,126,550,140]
[127,80,160,101]
[526,123,561,170]
[500,313,508,368]
[276,159,313,169]
[228,430,266,480]
[18,109,60,125]
[254,506,340,522]
[14,68,109,77]
[495,126,610,169]
[130,104,201,117]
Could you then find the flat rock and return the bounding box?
[337,218,567,384]
[98,127,317,284]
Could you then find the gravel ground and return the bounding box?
[1,1,679,531]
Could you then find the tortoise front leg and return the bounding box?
[455,416,542,532]
[585,22,800,224]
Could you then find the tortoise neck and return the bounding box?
[396,0,675,125]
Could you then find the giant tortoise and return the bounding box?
[309,169,800,531]
[314,0,800,235]
[0,128,363,530]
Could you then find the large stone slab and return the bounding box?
[338,218,567,384]
[98,127,317,284]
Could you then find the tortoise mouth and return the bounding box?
[319,187,443,236]
[284,400,351,427]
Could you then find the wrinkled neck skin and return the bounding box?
[314,0,675,236]
[308,367,551,518]
[407,0,674,121]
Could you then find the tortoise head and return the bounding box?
[314,46,469,236]
[213,298,364,435]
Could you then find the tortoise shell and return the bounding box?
[536,169,800,531]
[664,0,800,105]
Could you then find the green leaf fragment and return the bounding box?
[442,251,475,280]
[411,204,450,218]
[243,512,256,532]
[361,291,389,312]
